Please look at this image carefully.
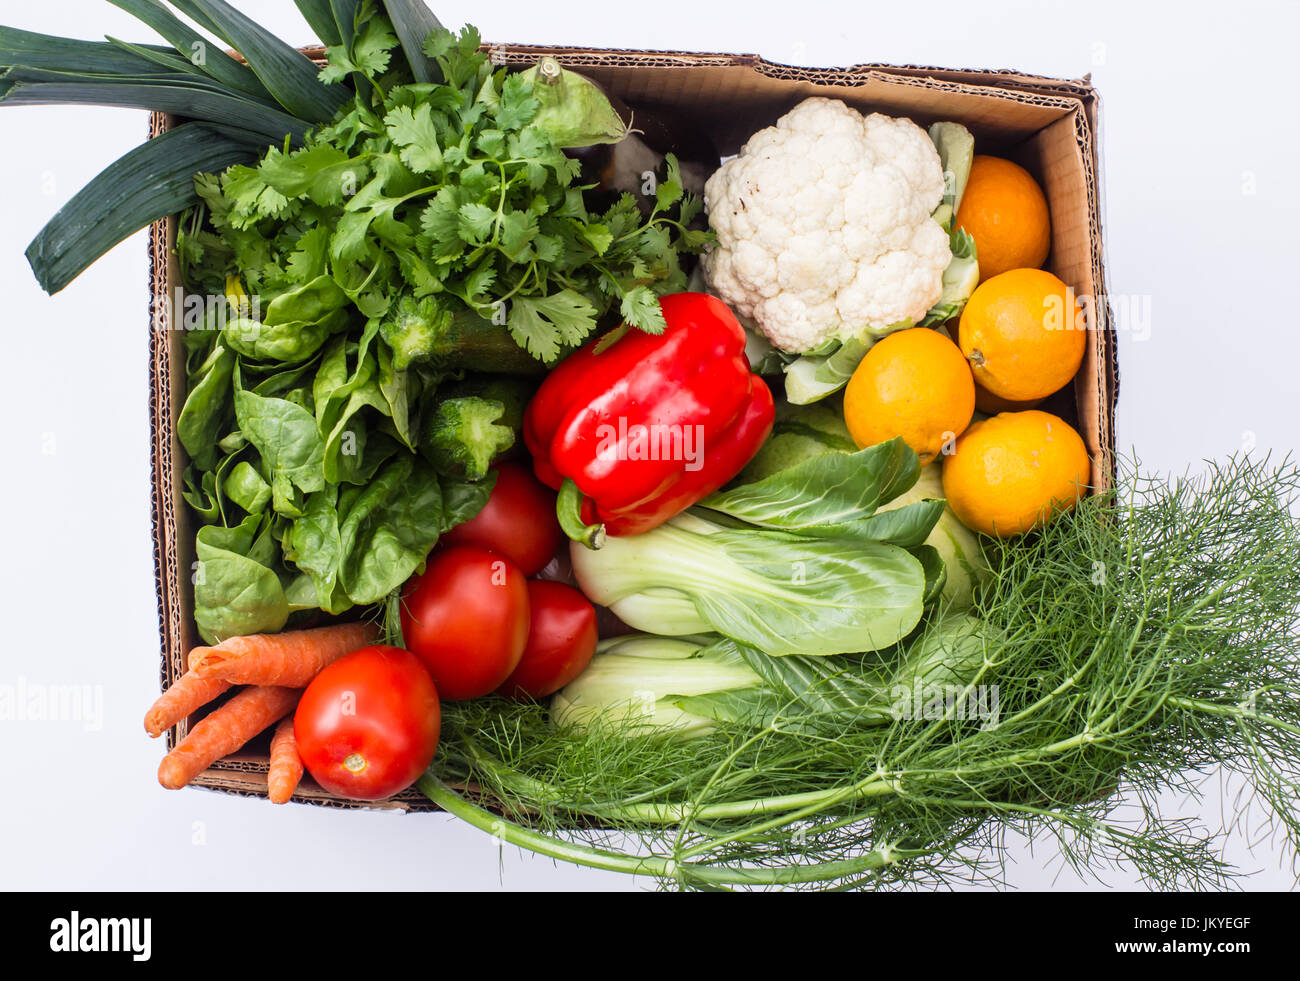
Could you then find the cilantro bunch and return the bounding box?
[182,19,707,368]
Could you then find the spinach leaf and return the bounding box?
[181,464,221,524]
[283,485,352,614]
[224,307,348,362]
[322,384,390,484]
[233,383,326,514]
[193,514,290,643]
[177,339,235,471]
[337,455,445,604]
[313,322,379,430]
[263,273,350,326]
[440,470,495,531]
[224,460,272,514]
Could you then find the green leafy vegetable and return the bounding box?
[378,0,443,83]
[928,121,974,231]
[571,511,930,656]
[194,23,703,367]
[22,123,261,294]
[699,437,941,545]
[514,56,628,149]
[193,515,290,643]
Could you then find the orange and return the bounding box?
[941,410,1090,537]
[843,327,975,464]
[958,268,1085,403]
[956,155,1051,281]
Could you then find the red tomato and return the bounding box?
[294,645,441,801]
[438,461,562,575]
[401,545,530,700]
[499,580,599,699]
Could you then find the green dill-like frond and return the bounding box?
[429,453,1300,891]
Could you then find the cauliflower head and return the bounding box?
[702,98,950,354]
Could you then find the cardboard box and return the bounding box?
[148,45,1116,809]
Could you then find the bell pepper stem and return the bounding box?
[557,478,607,550]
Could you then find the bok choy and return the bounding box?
[570,438,948,657]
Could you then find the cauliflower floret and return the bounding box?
[703,97,950,353]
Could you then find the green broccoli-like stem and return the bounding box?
[420,396,516,480]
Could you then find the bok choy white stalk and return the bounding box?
[552,616,999,739]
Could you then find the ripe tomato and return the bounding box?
[294,645,441,801]
[438,461,562,575]
[499,580,598,700]
[401,545,530,700]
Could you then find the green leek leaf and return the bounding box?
[0,25,174,74]
[380,0,444,83]
[0,67,312,143]
[106,0,274,102]
[178,0,348,122]
[294,0,344,47]
[332,0,364,49]
[24,122,261,294]
[105,35,209,76]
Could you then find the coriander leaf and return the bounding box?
[500,210,538,260]
[456,161,497,201]
[425,25,484,89]
[507,127,550,164]
[579,222,613,256]
[352,15,399,74]
[476,128,507,158]
[318,49,353,85]
[655,154,684,210]
[533,233,563,264]
[679,193,703,227]
[497,73,540,131]
[620,285,667,334]
[463,263,497,304]
[384,104,444,174]
[508,289,597,363]
[330,210,374,261]
[258,143,366,208]
[320,14,398,83]
[419,187,467,261]
[421,27,454,59]
[395,247,442,297]
[458,202,496,245]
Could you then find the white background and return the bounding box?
[1,0,1297,891]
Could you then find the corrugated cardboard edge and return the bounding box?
[148,46,1117,810]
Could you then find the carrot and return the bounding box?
[143,669,233,738]
[267,715,304,805]
[157,686,300,790]
[188,621,380,687]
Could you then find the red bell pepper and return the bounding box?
[523,292,774,544]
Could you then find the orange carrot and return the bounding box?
[188,621,380,687]
[267,715,304,805]
[143,669,233,738]
[157,686,300,790]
